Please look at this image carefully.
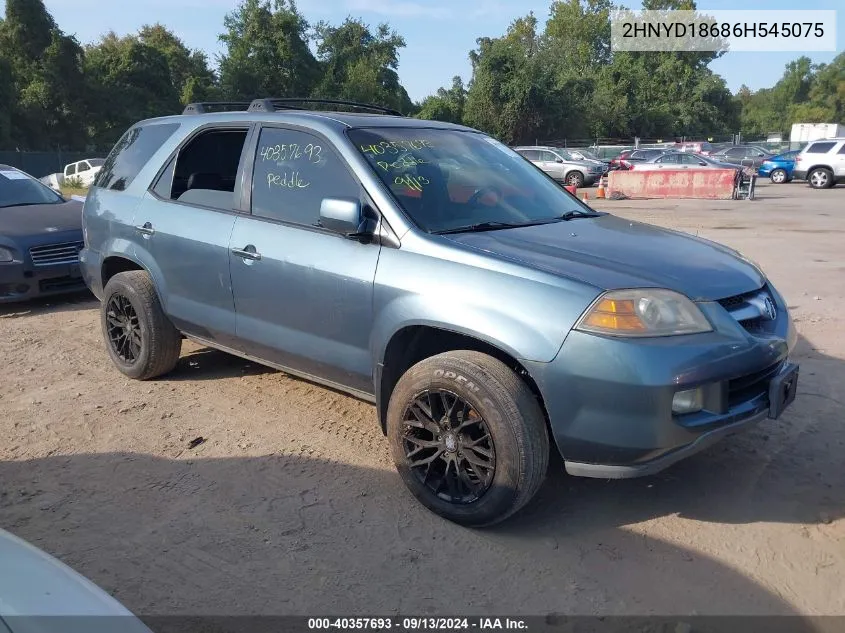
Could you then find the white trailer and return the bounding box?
[790,123,845,147]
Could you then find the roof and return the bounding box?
[139,110,474,133]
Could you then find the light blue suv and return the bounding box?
[81,99,799,526]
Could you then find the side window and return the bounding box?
[541,151,558,162]
[155,127,249,210]
[838,144,845,155]
[806,142,835,154]
[521,150,540,161]
[65,164,76,176]
[681,154,700,165]
[726,148,744,158]
[251,127,358,227]
[78,161,91,172]
[97,122,180,191]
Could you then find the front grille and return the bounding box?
[717,286,763,310]
[728,362,782,406]
[29,241,83,266]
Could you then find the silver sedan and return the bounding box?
[628,152,740,171]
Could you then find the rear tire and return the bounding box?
[769,168,787,184]
[808,168,834,189]
[101,271,182,380]
[387,350,549,527]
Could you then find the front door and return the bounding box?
[229,125,381,394]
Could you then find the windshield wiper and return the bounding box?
[559,210,602,221]
[434,219,556,235]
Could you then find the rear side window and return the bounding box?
[838,144,845,155]
[97,123,180,191]
[520,150,539,161]
[806,142,835,154]
[251,127,358,227]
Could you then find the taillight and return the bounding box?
[795,156,802,162]
[627,164,635,170]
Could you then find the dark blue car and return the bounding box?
[758,150,799,183]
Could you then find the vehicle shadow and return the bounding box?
[0,450,814,622]
[0,291,96,318]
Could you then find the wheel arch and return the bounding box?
[375,325,550,436]
[101,248,169,310]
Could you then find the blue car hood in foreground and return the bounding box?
[444,214,765,301]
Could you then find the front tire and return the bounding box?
[769,168,787,184]
[808,167,834,189]
[566,171,585,188]
[101,271,182,380]
[386,351,549,526]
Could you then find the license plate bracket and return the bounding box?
[768,363,799,419]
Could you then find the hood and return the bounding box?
[0,200,83,238]
[443,214,764,301]
[0,529,152,629]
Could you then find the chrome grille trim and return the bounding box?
[29,241,83,266]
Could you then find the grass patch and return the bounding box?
[61,186,89,198]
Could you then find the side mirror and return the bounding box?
[757,153,764,157]
[555,158,563,163]
[319,198,371,238]
[699,161,707,166]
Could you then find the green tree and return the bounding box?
[464,14,563,143]
[417,76,466,123]
[0,0,88,149]
[139,24,218,104]
[83,32,181,146]
[313,18,413,113]
[218,0,319,100]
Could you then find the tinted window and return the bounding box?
[88,158,105,167]
[97,123,180,191]
[838,145,845,155]
[79,161,91,171]
[520,150,540,161]
[806,142,835,154]
[349,128,590,234]
[65,164,76,175]
[251,127,357,226]
[726,148,744,157]
[0,169,64,207]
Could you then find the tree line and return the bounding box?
[0,0,842,151]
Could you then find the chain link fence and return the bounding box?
[0,149,112,179]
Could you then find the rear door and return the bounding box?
[228,124,381,394]
[835,143,845,177]
[133,123,254,348]
[539,150,564,180]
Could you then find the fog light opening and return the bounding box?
[672,388,703,414]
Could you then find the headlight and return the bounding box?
[0,246,14,262]
[576,289,712,337]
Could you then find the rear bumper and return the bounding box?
[525,290,797,477]
[0,261,87,304]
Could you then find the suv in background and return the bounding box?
[793,138,845,189]
[64,158,105,187]
[512,146,604,187]
[80,98,798,526]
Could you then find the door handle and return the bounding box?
[231,246,261,261]
[135,222,155,237]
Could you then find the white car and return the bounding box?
[63,158,105,187]
[0,528,152,632]
[792,137,845,189]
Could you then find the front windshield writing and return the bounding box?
[348,128,587,234]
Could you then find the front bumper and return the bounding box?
[0,261,87,304]
[525,288,797,478]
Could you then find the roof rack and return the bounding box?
[182,102,251,115]
[247,98,403,117]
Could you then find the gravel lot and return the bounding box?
[1,181,843,617]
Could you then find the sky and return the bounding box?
[34,0,845,102]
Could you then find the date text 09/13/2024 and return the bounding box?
[307,618,528,631]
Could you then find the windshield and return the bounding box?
[88,158,105,167]
[576,149,600,160]
[349,128,591,234]
[0,168,63,208]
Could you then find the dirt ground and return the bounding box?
[1,181,843,618]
